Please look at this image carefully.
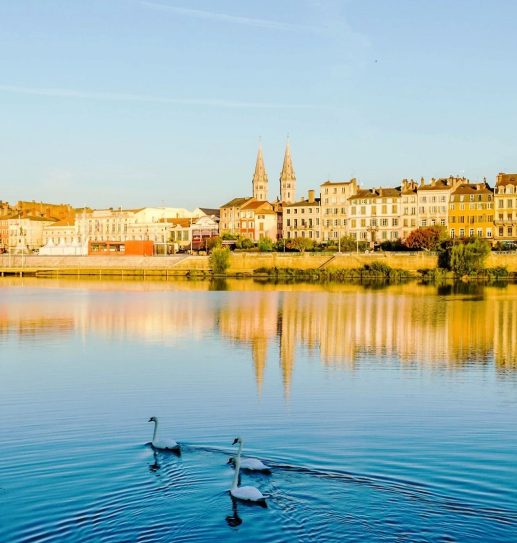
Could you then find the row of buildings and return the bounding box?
[2,143,517,254]
[0,202,220,255]
[220,143,517,245]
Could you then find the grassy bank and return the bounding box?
[254,262,415,282]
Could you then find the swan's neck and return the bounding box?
[152,420,158,442]
[231,442,243,490]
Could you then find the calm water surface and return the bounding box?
[0,278,516,542]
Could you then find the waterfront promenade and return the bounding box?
[2,251,517,278]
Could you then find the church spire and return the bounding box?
[252,143,269,201]
[280,140,296,203]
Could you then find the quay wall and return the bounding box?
[1,252,516,275]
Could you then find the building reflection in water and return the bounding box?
[0,279,516,394]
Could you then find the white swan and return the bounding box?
[229,437,267,504]
[148,416,180,451]
[228,437,270,473]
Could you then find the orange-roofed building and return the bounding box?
[219,197,277,241]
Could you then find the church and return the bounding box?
[219,142,296,241]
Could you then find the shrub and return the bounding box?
[257,238,273,252]
[236,237,254,250]
[209,247,230,274]
[364,261,392,277]
[379,239,410,252]
[485,266,509,279]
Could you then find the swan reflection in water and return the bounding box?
[149,450,161,473]
[225,497,243,527]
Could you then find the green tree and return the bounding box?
[449,239,490,276]
[209,247,230,274]
[338,235,358,252]
[257,238,273,252]
[205,237,221,252]
[290,237,314,252]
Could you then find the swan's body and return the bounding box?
[148,417,179,451]
[228,456,270,473]
[230,485,266,502]
[229,437,267,504]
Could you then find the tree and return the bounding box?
[209,247,230,274]
[205,237,221,252]
[290,237,314,253]
[448,239,490,276]
[404,226,448,251]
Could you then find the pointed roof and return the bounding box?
[280,141,296,181]
[252,144,268,185]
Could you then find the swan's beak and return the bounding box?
[232,438,239,445]
[148,418,153,422]
[227,457,233,464]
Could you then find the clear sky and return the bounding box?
[1,0,517,209]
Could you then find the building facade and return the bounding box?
[417,177,466,229]
[348,187,401,245]
[449,182,494,240]
[320,178,358,241]
[283,190,321,240]
[494,173,517,241]
[400,179,419,240]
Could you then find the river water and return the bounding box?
[0,278,516,542]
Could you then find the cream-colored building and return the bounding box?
[40,218,88,255]
[348,187,401,245]
[75,207,201,244]
[400,179,419,239]
[320,178,358,241]
[417,177,465,229]
[283,190,321,241]
[8,216,56,252]
[494,172,517,240]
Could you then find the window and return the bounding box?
[459,228,465,237]
[450,229,455,238]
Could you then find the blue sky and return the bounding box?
[1,0,517,208]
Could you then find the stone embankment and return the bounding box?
[1,252,516,278]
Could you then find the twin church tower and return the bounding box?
[252,142,296,204]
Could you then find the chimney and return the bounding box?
[308,189,315,203]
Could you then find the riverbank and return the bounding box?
[1,251,517,278]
